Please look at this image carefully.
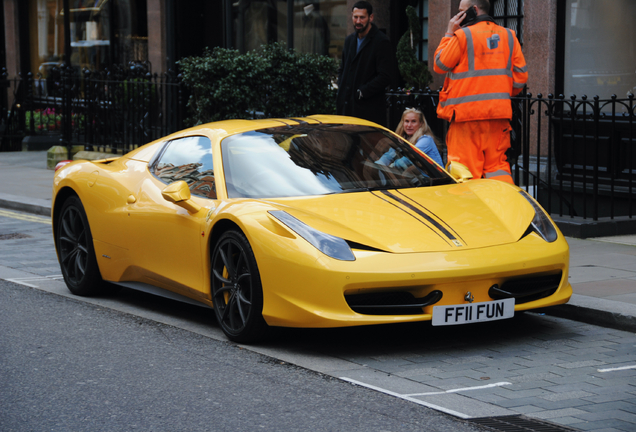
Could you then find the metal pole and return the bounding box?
[61,0,72,155]
[225,0,233,49]
[287,0,293,51]
[63,0,71,66]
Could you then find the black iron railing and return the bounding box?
[2,71,635,221]
[386,89,636,221]
[1,64,186,155]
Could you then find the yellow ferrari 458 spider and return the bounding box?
[52,115,571,342]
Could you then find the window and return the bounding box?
[230,0,347,61]
[27,0,148,75]
[415,0,429,62]
[563,0,636,100]
[154,136,217,199]
[490,0,524,45]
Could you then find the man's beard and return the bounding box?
[355,22,369,34]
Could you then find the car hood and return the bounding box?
[266,180,535,253]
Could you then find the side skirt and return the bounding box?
[110,281,213,309]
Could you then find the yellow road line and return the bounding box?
[0,209,52,225]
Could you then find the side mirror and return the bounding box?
[447,162,473,183]
[162,181,202,214]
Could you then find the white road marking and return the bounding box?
[340,377,472,419]
[5,279,40,288]
[403,381,512,396]
[6,275,64,288]
[597,365,636,373]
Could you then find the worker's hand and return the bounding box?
[447,10,465,35]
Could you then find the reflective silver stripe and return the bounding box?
[449,68,512,80]
[443,27,520,104]
[440,92,511,107]
[462,28,475,71]
[513,81,525,88]
[485,170,512,179]
[514,65,527,73]
[446,28,514,81]
[505,29,513,70]
[436,49,453,72]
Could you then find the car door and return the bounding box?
[125,135,217,298]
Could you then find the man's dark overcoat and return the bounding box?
[336,23,396,127]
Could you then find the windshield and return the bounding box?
[222,124,453,199]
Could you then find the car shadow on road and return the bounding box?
[90,286,580,362]
[264,312,574,356]
[103,289,572,355]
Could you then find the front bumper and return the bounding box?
[255,232,571,328]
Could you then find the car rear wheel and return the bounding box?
[56,196,106,296]
[211,230,267,343]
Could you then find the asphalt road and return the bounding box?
[0,280,484,432]
[2,208,636,431]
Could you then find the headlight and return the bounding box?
[269,210,355,261]
[519,191,558,242]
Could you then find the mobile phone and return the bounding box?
[460,6,477,27]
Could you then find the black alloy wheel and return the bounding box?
[56,195,105,296]
[211,230,267,342]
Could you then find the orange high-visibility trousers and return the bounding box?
[446,119,514,184]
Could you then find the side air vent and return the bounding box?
[345,240,387,253]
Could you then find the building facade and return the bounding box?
[3,0,635,101]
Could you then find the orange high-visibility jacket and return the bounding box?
[434,19,528,123]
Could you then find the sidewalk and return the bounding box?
[2,150,636,333]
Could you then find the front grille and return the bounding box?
[345,290,443,315]
[490,273,562,304]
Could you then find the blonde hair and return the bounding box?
[395,108,441,149]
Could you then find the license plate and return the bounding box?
[432,298,515,326]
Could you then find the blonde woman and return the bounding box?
[395,108,444,166]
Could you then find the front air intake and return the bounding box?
[490,273,562,304]
[345,290,443,315]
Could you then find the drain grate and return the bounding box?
[469,415,580,432]
[0,233,31,240]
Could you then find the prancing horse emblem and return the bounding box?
[464,291,475,303]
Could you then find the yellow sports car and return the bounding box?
[52,115,571,342]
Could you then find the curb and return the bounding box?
[536,294,636,334]
[553,215,636,239]
[0,193,51,217]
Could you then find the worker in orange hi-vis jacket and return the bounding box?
[433,0,528,184]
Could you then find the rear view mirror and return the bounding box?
[162,181,202,213]
[447,162,473,183]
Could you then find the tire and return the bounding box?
[56,195,106,296]
[211,230,267,343]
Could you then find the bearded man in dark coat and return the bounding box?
[336,1,397,127]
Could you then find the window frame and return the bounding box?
[415,0,430,63]
[490,0,524,45]
[150,135,217,200]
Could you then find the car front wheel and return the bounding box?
[211,230,267,343]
